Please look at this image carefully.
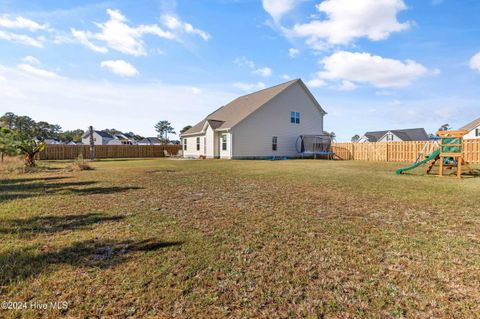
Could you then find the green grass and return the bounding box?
[1,158,479,318]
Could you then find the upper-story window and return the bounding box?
[196,137,200,151]
[183,138,187,150]
[290,111,300,124]
[222,134,227,151]
[476,128,480,137]
[386,133,393,141]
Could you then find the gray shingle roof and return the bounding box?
[139,137,161,144]
[459,117,480,132]
[181,79,325,136]
[82,130,114,139]
[363,128,429,142]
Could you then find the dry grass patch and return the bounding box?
[0,158,479,318]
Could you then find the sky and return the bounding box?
[0,0,479,141]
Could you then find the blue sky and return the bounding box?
[0,0,479,141]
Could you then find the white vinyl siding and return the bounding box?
[377,132,402,142]
[231,82,324,158]
[81,132,113,145]
[182,135,205,157]
[463,125,480,140]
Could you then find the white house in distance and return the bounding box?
[180,79,327,159]
[357,128,429,143]
[82,130,114,145]
[460,117,480,139]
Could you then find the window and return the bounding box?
[386,133,393,141]
[476,128,480,137]
[290,111,300,124]
[196,137,200,151]
[222,134,227,151]
[183,138,187,150]
[272,136,278,151]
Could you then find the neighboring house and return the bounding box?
[138,137,162,145]
[180,79,327,159]
[43,138,63,144]
[459,117,480,140]
[82,130,114,145]
[108,134,135,145]
[357,128,429,143]
[66,141,78,145]
[123,133,139,144]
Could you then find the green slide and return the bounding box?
[395,149,441,175]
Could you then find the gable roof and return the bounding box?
[362,128,429,142]
[82,130,114,139]
[139,137,161,144]
[459,117,480,132]
[181,79,326,136]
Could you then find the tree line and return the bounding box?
[0,112,192,167]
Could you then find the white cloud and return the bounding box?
[0,30,44,47]
[17,63,61,79]
[281,74,291,80]
[0,15,47,31]
[16,56,61,79]
[337,80,357,91]
[262,0,299,22]
[162,15,211,40]
[234,56,256,69]
[71,9,210,56]
[306,78,326,88]
[288,0,411,48]
[100,60,139,77]
[253,67,272,77]
[233,82,266,92]
[0,65,236,137]
[234,56,273,77]
[470,52,480,72]
[288,48,299,58]
[71,29,108,53]
[190,87,202,94]
[312,51,428,88]
[21,56,40,66]
[71,8,178,56]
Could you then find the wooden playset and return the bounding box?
[396,130,473,178]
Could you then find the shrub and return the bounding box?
[66,154,93,171]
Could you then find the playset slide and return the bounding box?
[395,149,440,175]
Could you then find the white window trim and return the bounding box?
[221,134,227,151]
[290,111,300,124]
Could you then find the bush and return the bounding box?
[66,154,93,171]
[0,156,44,174]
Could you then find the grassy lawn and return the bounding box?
[1,158,479,318]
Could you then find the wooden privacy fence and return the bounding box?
[332,140,480,164]
[39,145,182,160]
